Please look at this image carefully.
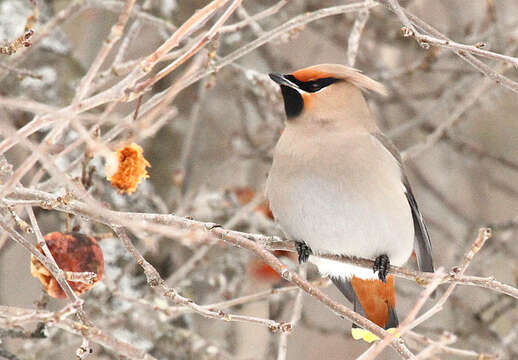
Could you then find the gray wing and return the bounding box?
[404,181,434,272]
[372,133,434,273]
[331,278,368,325]
[331,277,356,304]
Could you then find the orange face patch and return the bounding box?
[291,68,333,82]
[301,93,313,110]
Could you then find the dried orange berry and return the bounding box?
[106,143,150,194]
[30,232,104,299]
[232,187,274,220]
[248,258,280,283]
[248,251,294,284]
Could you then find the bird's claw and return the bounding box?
[373,254,390,283]
[295,241,312,264]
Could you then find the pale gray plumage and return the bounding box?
[265,64,434,281]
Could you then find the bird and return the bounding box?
[265,64,434,342]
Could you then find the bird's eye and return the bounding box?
[311,83,321,90]
[298,77,340,92]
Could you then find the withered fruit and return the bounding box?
[31,232,104,299]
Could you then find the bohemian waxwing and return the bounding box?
[266,64,434,342]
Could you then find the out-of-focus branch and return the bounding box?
[167,190,266,286]
[0,0,37,56]
[445,132,518,173]
[6,188,515,357]
[0,63,42,79]
[2,0,517,358]
[0,218,83,304]
[401,74,494,160]
[381,0,518,67]
[406,331,498,359]
[407,228,493,329]
[0,0,86,81]
[6,186,413,357]
[0,213,94,355]
[363,228,492,359]
[179,77,210,197]
[7,187,518,300]
[346,0,371,67]
[74,0,137,102]
[277,265,306,360]
[118,278,331,316]
[90,0,177,32]
[113,227,291,332]
[0,1,378,159]
[132,0,243,94]
[221,1,288,33]
[0,305,158,360]
[378,0,518,94]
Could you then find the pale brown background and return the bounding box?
[1,0,518,359]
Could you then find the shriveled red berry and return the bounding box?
[248,251,295,284]
[30,232,104,299]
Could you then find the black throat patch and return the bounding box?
[280,85,303,118]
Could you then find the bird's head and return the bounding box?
[269,64,387,128]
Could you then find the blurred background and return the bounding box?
[1,0,518,359]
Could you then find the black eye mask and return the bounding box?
[284,75,340,92]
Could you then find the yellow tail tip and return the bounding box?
[351,328,401,343]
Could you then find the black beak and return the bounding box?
[269,73,300,90]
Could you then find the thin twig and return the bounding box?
[0,305,157,360]
[113,227,291,332]
[364,228,491,359]
[277,264,306,360]
[378,0,518,94]
[6,187,518,300]
[346,1,371,67]
[74,0,137,101]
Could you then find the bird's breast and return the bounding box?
[266,131,414,269]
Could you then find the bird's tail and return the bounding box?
[332,275,399,343]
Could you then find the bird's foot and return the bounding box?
[295,241,312,264]
[373,254,390,283]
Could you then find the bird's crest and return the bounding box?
[291,64,388,96]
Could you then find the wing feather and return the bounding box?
[371,133,434,272]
